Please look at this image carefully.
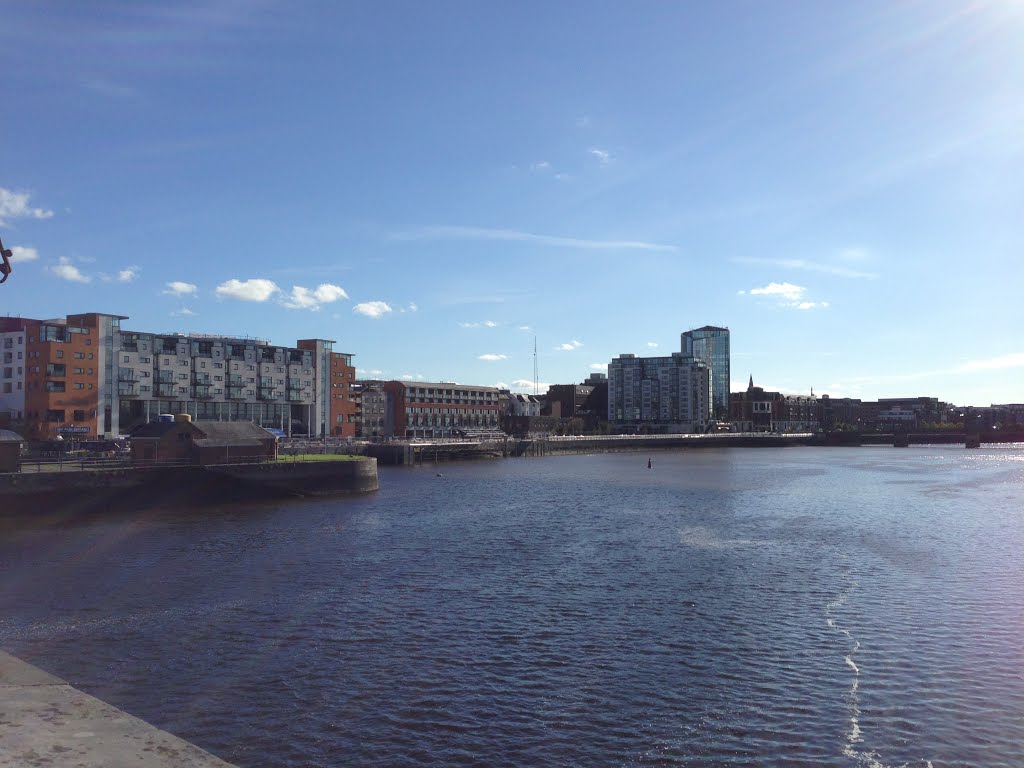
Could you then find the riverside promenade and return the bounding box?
[0,651,234,767]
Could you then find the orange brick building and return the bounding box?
[328,351,359,437]
[22,313,125,440]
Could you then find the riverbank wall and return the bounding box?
[0,458,378,517]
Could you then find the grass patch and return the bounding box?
[273,453,363,462]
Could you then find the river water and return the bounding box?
[1,446,1023,767]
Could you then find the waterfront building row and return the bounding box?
[1,313,358,439]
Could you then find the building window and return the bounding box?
[56,350,64,359]
[73,410,86,421]
[46,409,65,423]
[123,355,130,363]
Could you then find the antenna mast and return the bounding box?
[533,336,538,396]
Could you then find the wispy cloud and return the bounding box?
[734,256,877,279]
[164,281,198,296]
[391,225,677,253]
[215,278,280,302]
[957,352,1024,372]
[556,339,583,351]
[400,302,418,313]
[530,160,551,171]
[357,368,384,377]
[50,256,90,283]
[82,78,136,98]
[744,282,830,310]
[646,341,658,348]
[590,363,608,370]
[354,301,392,319]
[171,308,196,317]
[400,373,425,381]
[478,353,508,361]
[283,283,349,310]
[116,266,139,283]
[7,245,38,262]
[0,187,54,226]
[589,148,611,166]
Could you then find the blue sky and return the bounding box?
[2,0,1021,405]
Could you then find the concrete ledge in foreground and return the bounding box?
[0,650,235,767]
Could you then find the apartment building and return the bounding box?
[607,352,712,432]
[328,351,359,437]
[381,381,505,438]
[11,312,358,439]
[1,318,29,424]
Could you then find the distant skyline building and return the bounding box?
[681,325,730,419]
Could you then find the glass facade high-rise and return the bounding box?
[681,326,730,419]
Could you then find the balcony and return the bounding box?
[258,388,278,401]
[227,387,248,401]
[118,385,139,398]
[286,390,305,402]
[192,386,214,400]
[193,373,212,385]
[156,384,176,398]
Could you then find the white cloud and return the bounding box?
[8,245,38,262]
[519,325,531,332]
[283,283,349,310]
[117,267,139,283]
[460,319,499,329]
[750,282,806,301]
[746,282,830,310]
[215,278,280,302]
[590,363,607,370]
[171,308,196,317]
[589,148,611,165]
[512,378,550,391]
[50,257,90,283]
[164,281,198,296]
[556,339,583,351]
[646,341,658,348]
[353,301,392,319]
[530,161,551,171]
[400,302,418,313]
[400,373,425,381]
[478,353,508,361]
[391,225,677,252]
[0,187,54,226]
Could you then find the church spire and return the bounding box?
[748,374,754,390]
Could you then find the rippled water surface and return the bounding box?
[2,446,1023,767]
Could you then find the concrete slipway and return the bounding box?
[0,650,234,767]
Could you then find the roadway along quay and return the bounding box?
[0,650,235,767]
